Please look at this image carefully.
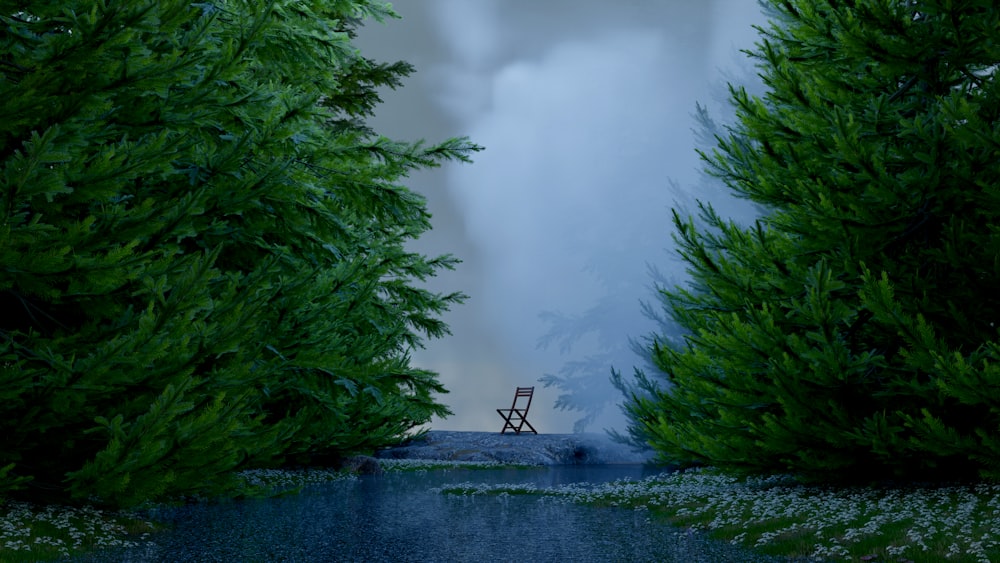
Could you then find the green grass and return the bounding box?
[436,467,1000,562]
[0,501,158,562]
[0,460,536,561]
[9,463,999,562]
[0,467,358,561]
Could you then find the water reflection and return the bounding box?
[72,466,798,562]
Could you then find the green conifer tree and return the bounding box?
[0,1,477,506]
[634,0,1000,481]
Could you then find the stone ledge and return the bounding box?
[375,430,653,465]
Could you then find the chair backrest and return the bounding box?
[511,386,534,411]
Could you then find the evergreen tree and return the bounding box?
[539,55,764,440]
[632,0,1000,481]
[0,1,478,506]
[612,66,765,451]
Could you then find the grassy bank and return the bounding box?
[7,463,998,562]
[0,467,357,562]
[0,501,156,561]
[0,460,537,561]
[438,467,1000,562]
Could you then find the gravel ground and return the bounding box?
[375,430,655,466]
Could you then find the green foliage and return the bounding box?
[0,0,478,506]
[635,0,1000,481]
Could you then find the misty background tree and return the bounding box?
[626,0,1000,481]
[538,58,763,440]
[536,260,679,435]
[0,0,477,506]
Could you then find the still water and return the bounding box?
[72,466,798,562]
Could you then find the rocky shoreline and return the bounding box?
[374,430,654,466]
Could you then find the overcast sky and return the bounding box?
[356,1,768,434]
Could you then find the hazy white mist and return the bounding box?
[357,1,768,434]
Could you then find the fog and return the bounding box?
[356,1,768,434]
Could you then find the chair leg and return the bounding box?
[497,409,518,434]
[497,392,537,434]
[519,419,537,434]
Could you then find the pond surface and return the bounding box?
[72,465,801,562]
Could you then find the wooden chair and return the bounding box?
[497,386,537,434]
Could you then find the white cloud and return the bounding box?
[428,0,500,68]
[383,1,771,433]
[440,31,706,355]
